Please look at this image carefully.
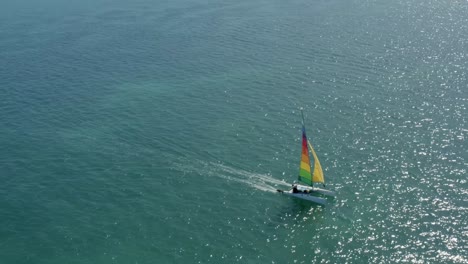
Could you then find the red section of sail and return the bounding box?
[302,131,309,156]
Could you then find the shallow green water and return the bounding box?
[1,0,467,263]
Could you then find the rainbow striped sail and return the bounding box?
[298,111,325,186]
[298,124,313,185]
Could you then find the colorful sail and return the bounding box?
[298,110,325,186]
[298,125,313,185]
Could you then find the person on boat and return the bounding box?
[292,184,299,193]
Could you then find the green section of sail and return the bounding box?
[298,172,312,186]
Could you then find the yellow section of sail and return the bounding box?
[300,161,311,172]
[308,141,325,184]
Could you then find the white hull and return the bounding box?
[296,184,336,197]
[278,190,327,205]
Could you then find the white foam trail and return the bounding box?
[217,174,278,193]
[172,159,290,193]
[211,163,290,187]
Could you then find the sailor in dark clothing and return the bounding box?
[292,184,299,193]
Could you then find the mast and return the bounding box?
[298,108,313,186]
[300,108,306,128]
[301,108,325,187]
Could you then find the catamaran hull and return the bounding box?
[277,190,327,205]
[296,184,336,197]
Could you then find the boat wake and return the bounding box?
[211,163,290,193]
[174,160,290,193]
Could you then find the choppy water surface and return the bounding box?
[1,0,466,263]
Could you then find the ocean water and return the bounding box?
[1,0,467,263]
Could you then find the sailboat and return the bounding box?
[277,110,336,205]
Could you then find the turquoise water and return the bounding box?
[1,0,467,263]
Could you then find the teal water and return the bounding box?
[1,0,467,263]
